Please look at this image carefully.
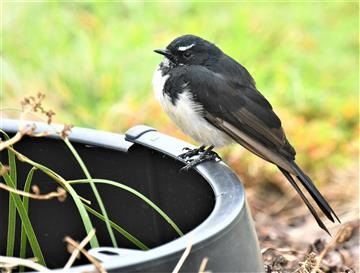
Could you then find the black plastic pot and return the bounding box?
[0,118,263,272]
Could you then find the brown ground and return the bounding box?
[244,167,359,273]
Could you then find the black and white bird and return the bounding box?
[152,34,339,234]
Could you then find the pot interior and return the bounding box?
[0,134,215,268]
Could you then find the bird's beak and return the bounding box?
[154,49,174,61]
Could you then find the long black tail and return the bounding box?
[291,162,340,222]
[278,162,340,235]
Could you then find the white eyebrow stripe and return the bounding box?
[178,43,195,51]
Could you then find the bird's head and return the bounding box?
[154,34,221,66]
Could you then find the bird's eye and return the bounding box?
[183,51,192,58]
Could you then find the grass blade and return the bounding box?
[63,137,117,247]
[1,131,17,257]
[1,163,46,266]
[5,146,99,248]
[19,167,36,272]
[69,178,184,237]
[84,204,149,250]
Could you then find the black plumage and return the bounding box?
[153,34,340,234]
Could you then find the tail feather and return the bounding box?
[291,162,340,223]
[278,167,331,235]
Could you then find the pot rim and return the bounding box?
[1,118,246,272]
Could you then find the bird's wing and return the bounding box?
[184,66,340,233]
[185,66,296,165]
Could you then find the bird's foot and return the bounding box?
[179,145,221,171]
[178,145,206,160]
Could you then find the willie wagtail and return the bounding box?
[152,34,339,234]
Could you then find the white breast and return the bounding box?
[152,65,233,147]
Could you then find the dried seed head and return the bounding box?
[60,124,74,139]
[31,185,41,195]
[57,187,67,202]
[0,165,10,176]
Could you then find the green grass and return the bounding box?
[2,2,359,179]
[5,133,17,258]
[63,137,117,248]
[0,132,183,264]
[19,167,36,272]
[69,178,184,237]
[1,164,46,266]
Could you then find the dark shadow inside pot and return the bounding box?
[0,134,215,269]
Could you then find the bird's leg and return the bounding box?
[178,145,206,160]
[180,145,221,171]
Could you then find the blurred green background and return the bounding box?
[2,2,358,188]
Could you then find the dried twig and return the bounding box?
[0,92,56,151]
[172,238,193,273]
[63,229,96,269]
[0,126,36,151]
[63,229,105,273]
[20,92,55,125]
[0,256,50,272]
[5,145,91,205]
[0,165,10,176]
[198,257,211,273]
[60,124,74,139]
[0,183,67,202]
[310,224,354,273]
[294,252,318,273]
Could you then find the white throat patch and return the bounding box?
[178,43,195,51]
